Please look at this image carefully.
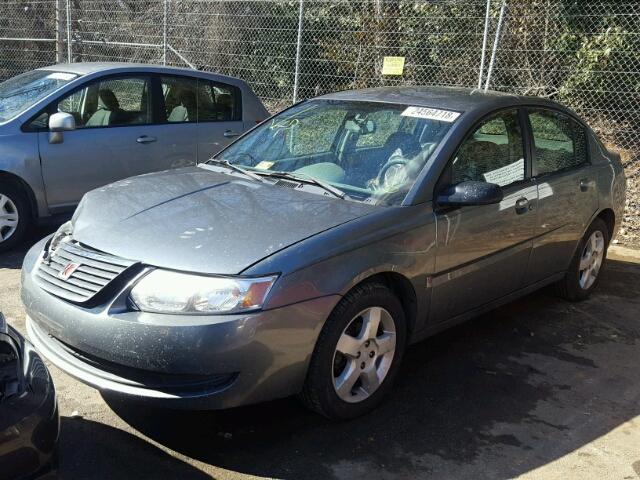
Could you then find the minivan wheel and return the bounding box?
[301,282,406,419]
[0,182,30,253]
[555,218,609,302]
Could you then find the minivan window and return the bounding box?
[216,100,456,205]
[0,70,78,123]
[529,109,588,175]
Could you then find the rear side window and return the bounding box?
[528,109,588,175]
[161,76,198,123]
[197,80,241,122]
[160,76,241,123]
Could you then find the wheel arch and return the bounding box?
[595,208,616,241]
[0,170,38,219]
[342,271,418,335]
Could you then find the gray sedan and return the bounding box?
[21,87,626,419]
[0,62,269,251]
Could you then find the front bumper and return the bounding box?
[0,324,59,480]
[22,238,339,409]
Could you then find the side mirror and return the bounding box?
[436,180,503,207]
[48,112,76,144]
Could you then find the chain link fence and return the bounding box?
[1,0,639,240]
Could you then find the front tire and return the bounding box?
[301,282,407,419]
[0,182,31,253]
[555,218,609,302]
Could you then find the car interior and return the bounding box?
[223,103,451,203]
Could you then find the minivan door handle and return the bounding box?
[579,178,592,192]
[223,130,240,138]
[136,135,157,144]
[515,197,529,214]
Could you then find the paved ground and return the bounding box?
[2,227,640,480]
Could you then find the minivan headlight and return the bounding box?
[129,270,277,314]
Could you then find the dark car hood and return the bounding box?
[71,166,378,274]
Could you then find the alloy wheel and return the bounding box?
[0,194,19,243]
[579,230,605,290]
[332,306,396,403]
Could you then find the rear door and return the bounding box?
[195,78,245,161]
[524,108,598,284]
[430,109,538,322]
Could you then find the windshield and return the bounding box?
[216,100,457,205]
[0,70,78,123]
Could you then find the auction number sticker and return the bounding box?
[401,106,461,122]
[46,72,76,81]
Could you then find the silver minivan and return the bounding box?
[0,62,269,251]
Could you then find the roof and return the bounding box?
[36,62,247,86]
[317,86,548,113]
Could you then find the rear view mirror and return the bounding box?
[345,118,376,135]
[437,181,503,207]
[48,112,76,144]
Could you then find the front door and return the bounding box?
[430,109,538,322]
[38,74,190,212]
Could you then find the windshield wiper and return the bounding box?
[205,158,265,183]
[257,171,346,200]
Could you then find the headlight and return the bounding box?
[129,270,277,315]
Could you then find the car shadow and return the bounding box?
[103,258,640,479]
[0,225,58,269]
[59,417,210,479]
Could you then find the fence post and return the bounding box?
[292,0,305,103]
[66,0,72,62]
[163,0,168,65]
[484,0,506,92]
[55,0,65,63]
[477,0,492,89]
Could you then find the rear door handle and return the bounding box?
[223,130,240,138]
[579,178,592,192]
[136,135,157,144]
[515,197,530,214]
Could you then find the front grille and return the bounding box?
[36,241,135,303]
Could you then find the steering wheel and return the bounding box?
[376,159,409,188]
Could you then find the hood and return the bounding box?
[71,166,378,274]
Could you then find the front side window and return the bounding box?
[0,70,78,123]
[529,109,588,175]
[216,100,456,205]
[55,76,151,128]
[452,109,525,187]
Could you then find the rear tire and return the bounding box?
[0,181,31,253]
[555,218,609,302]
[300,282,407,419]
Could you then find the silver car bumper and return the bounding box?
[22,237,340,409]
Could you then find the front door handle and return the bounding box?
[223,130,240,138]
[579,178,592,192]
[515,197,529,214]
[136,135,157,144]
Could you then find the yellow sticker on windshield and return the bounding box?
[256,161,275,170]
[401,106,460,122]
